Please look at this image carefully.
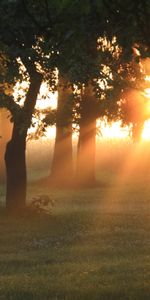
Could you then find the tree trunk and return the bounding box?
[0,109,12,183]
[51,77,73,185]
[76,85,97,186]
[77,118,96,186]
[5,127,26,211]
[4,68,42,212]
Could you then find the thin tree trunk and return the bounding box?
[76,85,97,186]
[5,68,42,212]
[51,77,73,185]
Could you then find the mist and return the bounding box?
[1,108,150,187]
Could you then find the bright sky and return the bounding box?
[29,84,150,141]
[13,58,150,141]
[32,83,150,141]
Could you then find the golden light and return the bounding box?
[13,81,58,139]
[13,80,29,106]
[142,120,150,140]
[142,85,150,140]
[97,119,129,140]
[35,83,57,139]
[36,82,57,110]
[14,81,58,110]
[144,88,150,98]
[145,75,150,82]
[13,70,150,141]
[14,79,150,141]
[45,125,56,139]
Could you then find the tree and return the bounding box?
[3,60,43,212]
[36,0,150,186]
[74,35,141,185]
[50,1,108,186]
[118,53,149,142]
[50,76,73,185]
[0,109,12,183]
[36,0,107,187]
[34,0,148,187]
[120,89,148,142]
[1,0,102,205]
[0,1,44,211]
[76,85,98,186]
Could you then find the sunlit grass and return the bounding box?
[0,140,150,300]
[0,167,150,300]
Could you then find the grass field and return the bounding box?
[1,91,150,299]
[0,168,150,300]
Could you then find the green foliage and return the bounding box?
[0,1,45,135]
[104,0,150,59]
[0,0,149,135]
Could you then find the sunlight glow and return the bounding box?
[144,88,150,98]
[97,119,129,140]
[13,81,58,109]
[142,120,150,140]
[145,75,150,82]
[13,80,29,106]
[13,69,150,141]
[45,125,56,139]
[36,83,57,110]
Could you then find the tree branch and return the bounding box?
[0,96,21,117]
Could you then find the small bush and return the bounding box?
[30,194,55,215]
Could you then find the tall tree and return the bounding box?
[0,109,12,183]
[5,64,42,212]
[120,89,148,142]
[0,1,44,211]
[39,0,108,186]
[51,1,107,186]
[76,85,98,186]
[51,76,73,185]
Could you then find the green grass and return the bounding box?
[0,171,150,300]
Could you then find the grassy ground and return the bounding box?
[0,170,150,300]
